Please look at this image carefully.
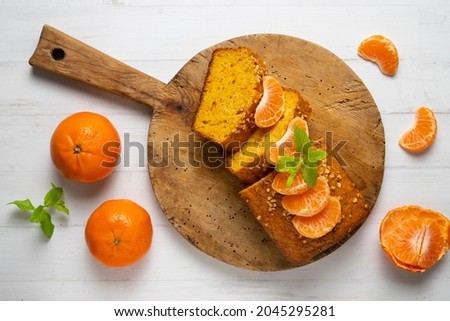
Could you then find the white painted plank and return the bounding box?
[1,0,449,302]
[1,222,449,300]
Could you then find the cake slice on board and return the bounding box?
[192,47,266,150]
[239,140,370,267]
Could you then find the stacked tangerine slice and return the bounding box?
[268,119,342,239]
[252,75,341,240]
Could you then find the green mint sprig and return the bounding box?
[275,126,327,188]
[8,183,69,238]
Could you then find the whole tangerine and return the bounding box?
[85,199,153,267]
[50,111,121,183]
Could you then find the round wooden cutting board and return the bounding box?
[29,26,385,271]
[148,34,385,271]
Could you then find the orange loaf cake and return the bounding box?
[239,149,370,267]
[192,47,266,149]
[227,88,312,184]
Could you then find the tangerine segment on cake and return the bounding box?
[281,176,331,217]
[255,76,285,128]
[239,151,370,267]
[292,196,342,239]
[272,171,309,196]
[266,116,310,168]
[192,47,266,149]
[227,88,311,184]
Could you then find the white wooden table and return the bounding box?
[1,0,449,301]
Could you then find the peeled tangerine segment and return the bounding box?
[358,34,399,76]
[266,116,309,165]
[281,176,330,217]
[398,106,437,153]
[271,171,309,196]
[292,197,342,239]
[254,76,284,128]
[380,205,450,272]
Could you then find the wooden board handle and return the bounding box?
[29,25,178,111]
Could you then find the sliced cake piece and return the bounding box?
[239,148,370,267]
[227,88,312,184]
[192,47,266,149]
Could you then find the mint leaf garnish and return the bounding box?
[8,199,35,212]
[275,155,300,173]
[275,125,327,188]
[40,215,55,238]
[44,183,69,215]
[307,149,327,164]
[276,155,302,188]
[286,172,297,188]
[293,125,310,153]
[54,202,69,215]
[30,205,48,223]
[44,183,64,207]
[301,163,319,188]
[9,183,69,239]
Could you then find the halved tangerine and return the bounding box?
[399,106,437,153]
[266,116,309,165]
[292,196,341,239]
[272,171,309,195]
[380,205,450,272]
[358,34,399,76]
[255,76,284,128]
[281,176,330,217]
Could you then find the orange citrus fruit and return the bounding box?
[85,199,153,268]
[281,176,330,217]
[267,116,309,165]
[272,171,308,195]
[255,76,284,128]
[399,106,437,153]
[358,34,399,76]
[292,196,341,239]
[380,205,449,272]
[50,111,121,183]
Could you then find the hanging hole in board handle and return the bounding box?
[51,48,65,61]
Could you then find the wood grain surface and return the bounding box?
[29,27,384,270]
[150,34,384,270]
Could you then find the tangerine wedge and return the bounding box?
[266,116,309,165]
[380,205,450,272]
[272,171,309,196]
[255,76,284,128]
[281,176,330,217]
[399,106,437,153]
[358,34,399,76]
[292,197,341,239]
